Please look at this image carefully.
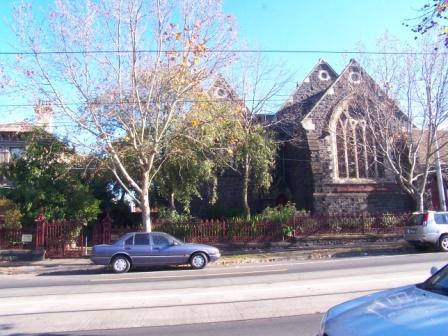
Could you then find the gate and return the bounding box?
[92,213,112,245]
[35,214,85,258]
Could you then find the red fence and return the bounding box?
[293,213,410,236]
[0,229,25,249]
[1,212,410,254]
[35,215,85,258]
[95,212,410,245]
[153,219,283,243]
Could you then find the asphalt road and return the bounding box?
[26,315,324,336]
[1,252,447,336]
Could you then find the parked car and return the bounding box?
[91,232,221,273]
[318,264,448,336]
[404,211,448,251]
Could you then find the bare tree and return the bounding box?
[9,0,236,231]
[214,53,293,219]
[356,35,448,211]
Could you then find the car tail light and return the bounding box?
[423,213,429,226]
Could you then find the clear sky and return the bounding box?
[223,0,427,72]
[0,0,428,126]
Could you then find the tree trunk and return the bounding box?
[414,192,424,212]
[141,173,152,232]
[170,192,176,210]
[243,152,251,220]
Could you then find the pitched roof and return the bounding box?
[301,59,362,121]
[277,59,338,118]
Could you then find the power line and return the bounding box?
[0,96,438,110]
[0,49,447,56]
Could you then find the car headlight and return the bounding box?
[317,311,329,336]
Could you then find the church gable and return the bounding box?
[302,59,388,136]
[278,59,338,120]
[280,59,413,215]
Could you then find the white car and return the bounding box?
[404,211,448,251]
[318,265,448,336]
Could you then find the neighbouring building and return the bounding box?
[0,102,53,189]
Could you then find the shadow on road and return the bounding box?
[332,247,436,258]
[36,264,191,276]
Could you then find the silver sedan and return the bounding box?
[91,232,221,273]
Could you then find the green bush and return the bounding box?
[0,197,22,230]
[379,213,401,228]
[157,207,192,224]
[258,202,297,223]
[330,217,363,232]
[281,224,294,238]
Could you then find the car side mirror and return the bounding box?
[430,266,439,275]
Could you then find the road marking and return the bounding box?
[90,268,289,282]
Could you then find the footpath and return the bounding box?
[0,235,416,275]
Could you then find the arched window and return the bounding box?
[335,107,384,179]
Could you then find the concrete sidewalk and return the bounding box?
[0,236,416,276]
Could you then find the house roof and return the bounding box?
[0,122,33,133]
[276,59,338,119]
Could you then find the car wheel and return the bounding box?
[112,255,131,273]
[190,252,208,269]
[439,235,448,252]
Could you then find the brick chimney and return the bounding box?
[34,101,53,133]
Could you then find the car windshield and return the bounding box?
[418,265,448,296]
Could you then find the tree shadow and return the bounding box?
[331,246,429,258]
[36,264,192,276]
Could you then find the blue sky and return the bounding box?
[0,0,428,125]
[224,0,427,72]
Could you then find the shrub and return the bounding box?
[157,207,192,224]
[0,197,22,230]
[379,213,402,229]
[281,224,294,238]
[329,217,363,233]
[258,202,297,223]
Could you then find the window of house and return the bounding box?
[349,71,361,84]
[318,70,330,81]
[335,107,384,179]
[0,148,10,164]
[10,148,24,159]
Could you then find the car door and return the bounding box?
[149,233,186,265]
[124,233,151,266]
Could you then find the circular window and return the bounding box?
[349,72,361,83]
[318,70,330,81]
[216,88,226,97]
